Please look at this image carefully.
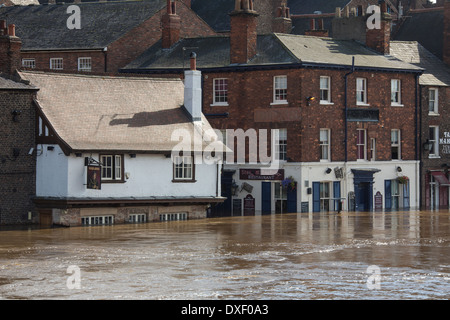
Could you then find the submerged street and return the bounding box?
[0,210,449,300]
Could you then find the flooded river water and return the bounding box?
[0,210,449,300]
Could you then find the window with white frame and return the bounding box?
[320,76,331,103]
[101,155,123,181]
[173,155,194,181]
[391,129,401,160]
[81,215,114,226]
[429,126,439,158]
[50,58,63,70]
[213,78,228,105]
[78,57,92,72]
[273,76,287,103]
[370,138,376,161]
[428,88,439,114]
[128,214,146,223]
[320,129,330,161]
[356,129,367,160]
[274,128,287,161]
[356,78,367,104]
[391,79,402,105]
[320,182,331,212]
[22,58,35,69]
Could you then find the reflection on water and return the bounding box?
[0,210,449,299]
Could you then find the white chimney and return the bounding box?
[184,52,202,122]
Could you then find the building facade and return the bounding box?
[122,0,423,215]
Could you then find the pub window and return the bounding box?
[391,129,401,160]
[78,57,92,72]
[273,76,287,103]
[428,88,438,114]
[356,78,367,105]
[22,58,35,69]
[213,78,228,105]
[274,128,287,161]
[391,79,402,105]
[320,129,330,161]
[100,155,123,181]
[357,129,367,160]
[173,155,194,181]
[429,126,439,158]
[320,76,331,104]
[50,58,63,70]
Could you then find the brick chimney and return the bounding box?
[162,0,181,49]
[184,52,202,122]
[273,1,292,33]
[444,0,450,66]
[0,22,22,76]
[365,0,392,55]
[305,18,329,37]
[229,0,259,64]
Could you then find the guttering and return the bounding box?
[344,57,355,163]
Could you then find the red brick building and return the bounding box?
[0,0,216,74]
[0,23,38,225]
[123,0,423,214]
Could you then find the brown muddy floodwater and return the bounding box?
[0,210,449,300]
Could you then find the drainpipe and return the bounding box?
[344,57,355,163]
[103,47,108,73]
[343,57,355,211]
[416,73,422,209]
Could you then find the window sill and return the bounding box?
[391,103,404,107]
[172,179,197,183]
[428,112,440,116]
[210,103,229,107]
[320,159,331,162]
[101,179,125,184]
[270,101,288,106]
[356,102,370,107]
[428,155,440,159]
[320,101,334,105]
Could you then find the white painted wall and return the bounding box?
[36,144,220,199]
[226,160,419,214]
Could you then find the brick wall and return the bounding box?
[0,90,36,225]
[204,67,418,164]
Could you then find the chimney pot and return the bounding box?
[8,24,15,37]
[190,52,197,70]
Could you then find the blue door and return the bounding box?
[261,182,271,215]
[313,182,320,212]
[287,185,297,213]
[333,181,341,211]
[385,180,392,210]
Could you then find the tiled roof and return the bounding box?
[0,75,36,90]
[390,41,450,86]
[20,71,216,152]
[275,33,423,71]
[123,33,423,72]
[0,1,166,50]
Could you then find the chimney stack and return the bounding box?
[365,0,392,55]
[0,22,22,76]
[229,0,259,64]
[184,52,202,122]
[305,18,329,37]
[444,0,450,66]
[162,0,181,49]
[273,1,292,34]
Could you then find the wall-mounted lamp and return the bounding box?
[423,139,433,152]
[129,154,136,158]
[306,96,315,106]
[325,168,332,174]
[396,166,402,172]
[12,110,21,122]
[47,146,54,151]
[75,153,82,157]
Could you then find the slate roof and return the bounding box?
[0,0,166,51]
[390,41,450,87]
[19,71,217,152]
[287,0,350,15]
[123,33,423,73]
[393,8,444,60]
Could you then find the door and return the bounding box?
[39,210,52,228]
[356,182,371,211]
[287,184,297,213]
[274,182,287,214]
[261,182,271,215]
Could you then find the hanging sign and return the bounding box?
[239,169,284,181]
[87,165,101,190]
